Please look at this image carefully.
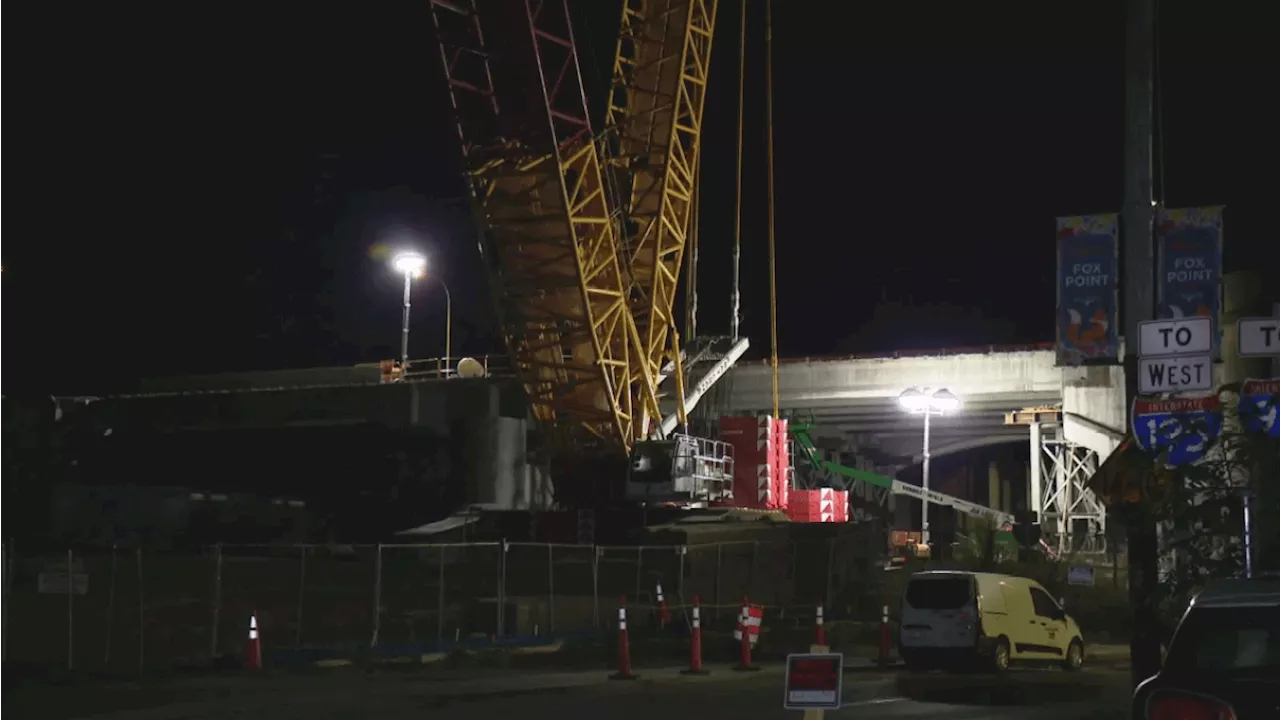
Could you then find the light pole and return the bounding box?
[898,387,961,546]
[392,251,426,371]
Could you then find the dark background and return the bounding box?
[6,1,1270,395]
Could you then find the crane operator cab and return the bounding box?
[625,434,735,505]
[899,570,1086,673]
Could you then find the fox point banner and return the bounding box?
[1157,206,1224,359]
[1056,214,1120,366]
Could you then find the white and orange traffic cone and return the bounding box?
[609,597,638,680]
[656,583,671,627]
[244,611,262,671]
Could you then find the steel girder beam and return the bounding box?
[430,0,659,454]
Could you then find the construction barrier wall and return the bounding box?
[1,535,880,674]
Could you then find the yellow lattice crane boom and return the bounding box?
[603,0,720,434]
[430,0,660,460]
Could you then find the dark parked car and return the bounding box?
[1131,576,1279,720]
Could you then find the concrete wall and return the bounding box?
[1062,365,1127,457]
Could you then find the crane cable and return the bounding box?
[730,0,747,343]
[765,0,780,419]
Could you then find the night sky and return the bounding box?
[8,1,1268,395]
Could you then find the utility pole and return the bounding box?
[1121,0,1163,690]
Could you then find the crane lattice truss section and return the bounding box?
[431,0,660,453]
[603,0,719,432]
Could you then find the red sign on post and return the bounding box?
[784,653,843,710]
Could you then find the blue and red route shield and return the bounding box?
[1131,395,1224,467]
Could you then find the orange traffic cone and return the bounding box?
[244,611,262,671]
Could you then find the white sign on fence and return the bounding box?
[38,572,89,596]
[1138,316,1213,357]
[1238,317,1280,357]
[1067,566,1095,586]
[1139,354,1213,394]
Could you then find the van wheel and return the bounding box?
[990,638,1011,673]
[1062,640,1084,672]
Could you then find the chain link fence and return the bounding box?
[2,534,882,674]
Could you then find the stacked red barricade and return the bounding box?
[786,488,849,523]
[719,415,790,510]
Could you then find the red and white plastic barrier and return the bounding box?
[732,602,763,647]
[733,597,761,671]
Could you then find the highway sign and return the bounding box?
[1132,396,1224,467]
[1138,316,1212,357]
[784,653,843,710]
[1238,318,1280,357]
[1139,354,1213,394]
[1240,379,1280,438]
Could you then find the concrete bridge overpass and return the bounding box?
[51,345,1129,547]
[722,343,1129,547]
[723,343,1127,466]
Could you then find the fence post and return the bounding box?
[634,546,643,601]
[2,542,11,663]
[750,541,759,601]
[497,541,507,637]
[137,548,145,672]
[547,543,555,634]
[437,545,446,648]
[825,537,836,611]
[295,546,306,648]
[66,548,74,671]
[105,545,118,666]
[591,546,600,630]
[714,542,723,621]
[210,544,223,659]
[677,546,687,598]
[370,544,384,648]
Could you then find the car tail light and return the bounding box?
[1147,691,1235,720]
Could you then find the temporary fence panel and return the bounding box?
[2,535,890,674]
[379,542,502,647]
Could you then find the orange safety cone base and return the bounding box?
[680,667,711,675]
[609,670,640,680]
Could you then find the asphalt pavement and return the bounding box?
[10,657,1134,720]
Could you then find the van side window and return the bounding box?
[1029,587,1059,618]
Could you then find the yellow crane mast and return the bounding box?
[602,0,719,435]
[429,0,661,459]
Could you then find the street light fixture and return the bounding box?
[390,251,453,377]
[392,251,426,372]
[897,387,962,545]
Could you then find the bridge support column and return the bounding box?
[1034,427,1107,554]
[1028,423,1043,521]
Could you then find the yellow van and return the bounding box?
[899,570,1085,672]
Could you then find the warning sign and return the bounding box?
[784,653,843,710]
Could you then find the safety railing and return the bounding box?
[388,355,520,382]
[2,536,888,674]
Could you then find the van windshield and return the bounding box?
[905,576,973,610]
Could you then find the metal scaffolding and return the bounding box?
[1030,423,1107,554]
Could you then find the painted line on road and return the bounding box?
[844,697,905,707]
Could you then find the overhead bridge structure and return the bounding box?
[57,344,1132,550]
[722,344,1130,550]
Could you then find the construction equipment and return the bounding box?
[430,0,745,505]
[790,423,1016,527]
